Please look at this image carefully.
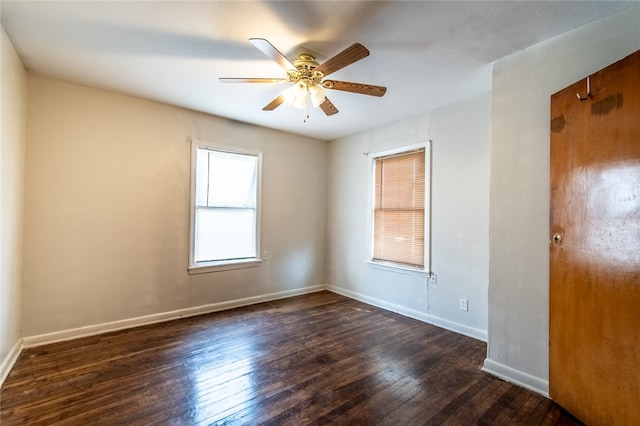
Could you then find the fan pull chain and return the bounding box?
[303,95,310,123]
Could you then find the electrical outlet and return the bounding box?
[428,273,437,286]
[459,298,469,312]
[263,251,270,261]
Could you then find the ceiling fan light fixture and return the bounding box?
[309,84,327,108]
[283,81,326,111]
[292,81,308,98]
[282,82,304,108]
[286,82,308,109]
[292,95,307,110]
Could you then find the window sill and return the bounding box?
[367,260,427,277]
[188,258,263,274]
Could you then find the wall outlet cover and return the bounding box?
[460,299,469,311]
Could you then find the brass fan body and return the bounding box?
[287,54,334,89]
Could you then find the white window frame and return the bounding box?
[188,139,263,274]
[367,141,431,277]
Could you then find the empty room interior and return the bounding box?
[1,1,639,424]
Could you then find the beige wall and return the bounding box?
[327,92,491,340]
[485,4,640,395]
[22,75,327,337]
[0,26,27,379]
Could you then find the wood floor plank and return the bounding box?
[1,291,582,425]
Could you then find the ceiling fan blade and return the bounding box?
[249,38,296,72]
[319,97,339,116]
[219,78,289,83]
[262,95,286,111]
[315,43,370,77]
[325,80,387,97]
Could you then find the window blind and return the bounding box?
[373,149,425,267]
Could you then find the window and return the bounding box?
[370,143,429,272]
[189,143,262,273]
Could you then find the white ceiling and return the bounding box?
[2,1,636,141]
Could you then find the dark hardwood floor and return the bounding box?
[1,291,582,425]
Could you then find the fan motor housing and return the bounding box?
[293,54,319,70]
[289,54,324,86]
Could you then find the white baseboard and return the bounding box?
[1,339,23,387]
[22,285,326,348]
[482,358,549,397]
[327,285,487,342]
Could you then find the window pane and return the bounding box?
[194,207,256,262]
[208,151,257,207]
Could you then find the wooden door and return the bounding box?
[550,50,640,425]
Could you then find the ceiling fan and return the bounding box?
[219,38,387,120]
